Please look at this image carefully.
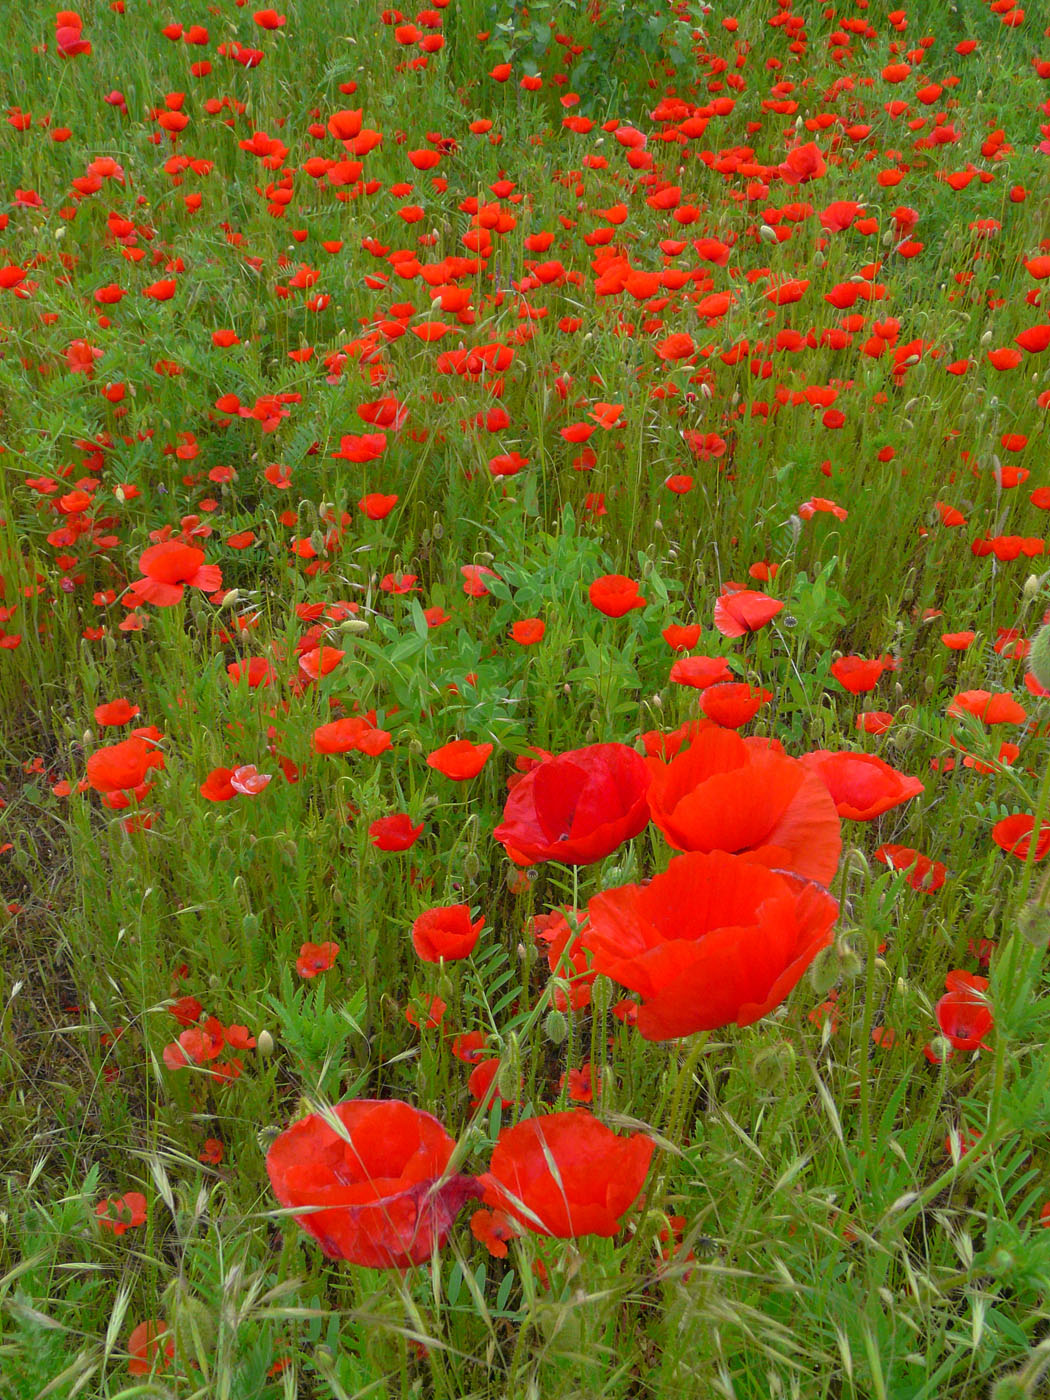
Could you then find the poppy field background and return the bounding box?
[4,0,1050,1395]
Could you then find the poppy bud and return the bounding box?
[808,944,840,997]
[759,224,778,244]
[496,1034,521,1100]
[462,850,480,880]
[242,913,259,939]
[590,974,615,1014]
[544,1008,569,1044]
[751,1040,795,1089]
[1023,575,1042,600]
[338,619,370,635]
[257,1029,274,1057]
[838,945,864,979]
[1018,902,1050,948]
[218,589,241,612]
[279,839,298,867]
[1028,624,1050,692]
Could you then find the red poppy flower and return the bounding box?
[699,682,772,728]
[369,813,424,850]
[426,739,493,780]
[856,711,895,735]
[947,691,1027,725]
[86,736,165,794]
[712,589,783,637]
[94,698,141,726]
[588,574,646,618]
[510,618,545,645]
[583,850,839,1041]
[935,971,992,1051]
[313,716,391,755]
[645,728,841,886]
[874,844,946,893]
[669,654,734,690]
[662,623,703,652]
[480,1111,653,1238]
[266,1100,481,1269]
[800,750,924,821]
[96,1191,147,1235]
[127,541,222,607]
[127,1320,173,1376]
[991,815,1050,861]
[296,941,339,978]
[830,655,894,694]
[411,905,484,962]
[493,743,650,867]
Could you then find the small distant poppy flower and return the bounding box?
[412,904,484,962]
[199,1138,224,1165]
[493,742,650,867]
[668,655,734,690]
[127,1320,173,1376]
[856,711,895,735]
[584,850,838,1041]
[830,656,894,694]
[96,1191,147,1235]
[358,493,398,520]
[426,739,493,780]
[406,994,447,1031]
[699,682,772,728]
[127,541,222,607]
[369,813,424,850]
[299,646,345,681]
[800,750,924,821]
[229,764,271,795]
[662,623,702,652]
[266,1100,481,1269]
[713,589,783,637]
[94,698,141,726]
[588,574,646,618]
[296,941,339,978]
[461,564,501,598]
[645,728,841,885]
[935,971,992,1051]
[313,716,391,756]
[941,632,976,651]
[480,1111,653,1238]
[874,844,946,893]
[201,767,237,802]
[510,618,545,646]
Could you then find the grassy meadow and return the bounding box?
[3,0,1050,1396]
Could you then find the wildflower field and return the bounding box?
[4,0,1050,1395]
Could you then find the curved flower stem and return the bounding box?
[663,1031,711,1145]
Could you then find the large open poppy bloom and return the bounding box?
[800,750,924,821]
[86,735,165,795]
[645,728,841,886]
[493,742,650,866]
[480,1111,653,1238]
[126,541,222,607]
[266,1100,480,1269]
[584,850,839,1041]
